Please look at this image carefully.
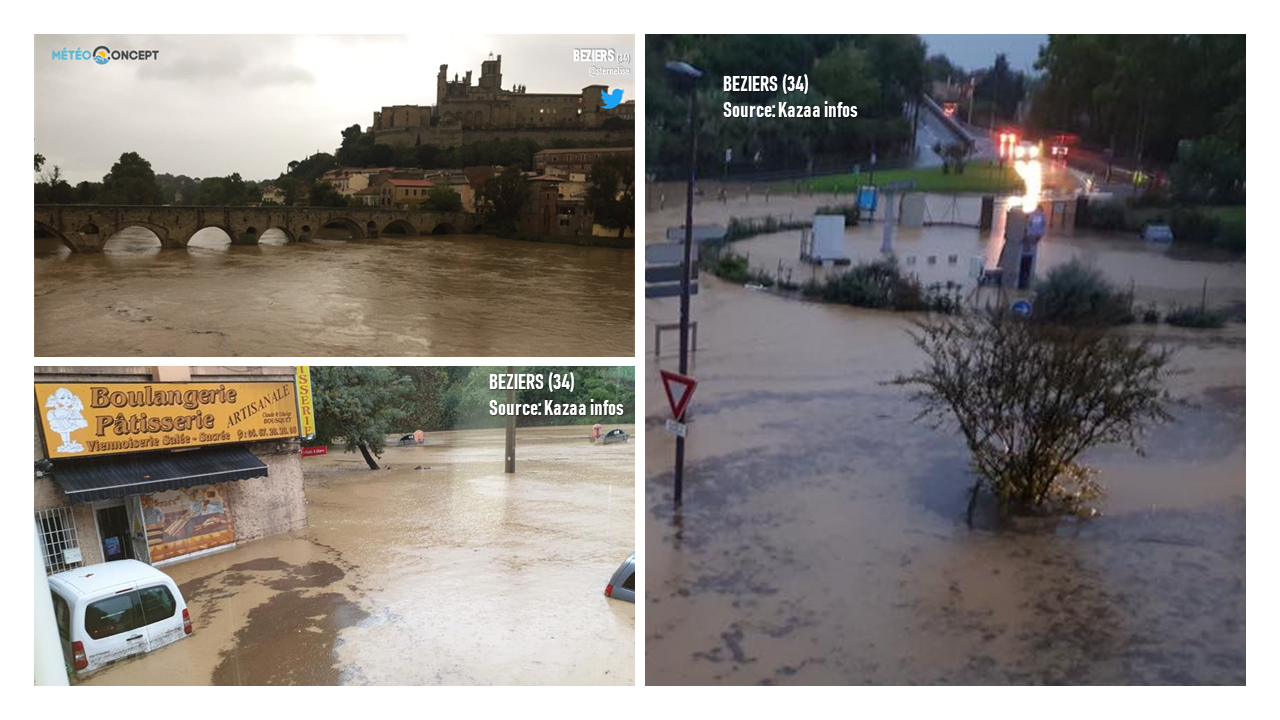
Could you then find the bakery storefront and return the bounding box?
[34,366,314,573]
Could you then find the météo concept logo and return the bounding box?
[51,45,159,64]
[601,89,624,109]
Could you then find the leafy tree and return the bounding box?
[584,154,635,237]
[35,153,45,172]
[311,366,411,469]
[275,176,301,206]
[308,181,347,207]
[646,34,924,177]
[391,366,471,430]
[195,172,256,206]
[974,53,1024,123]
[1171,135,1245,204]
[893,311,1174,525]
[35,165,74,204]
[287,152,337,183]
[1033,35,1244,166]
[422,185,463,212]
[474,166,530,227]
[925,53,963,83]
[99,151,160,205]
[75,180,100,204]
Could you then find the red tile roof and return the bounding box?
[384,179,435,187]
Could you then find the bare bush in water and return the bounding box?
[892,311,1176,525]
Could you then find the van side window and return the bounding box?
[138,585,176,625]
[51,591,70,640]
[84,592,140,640]
[623,572,635,591]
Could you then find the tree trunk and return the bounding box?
[358,441,380,470]
[966,478,982,528]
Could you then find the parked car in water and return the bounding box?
[47,559,192,674]
[598,428,629,445]
[605,553,636,603]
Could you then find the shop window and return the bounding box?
[36,507,82,575]
[138,585,177,625]
[85,592,140,640]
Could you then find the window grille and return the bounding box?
[36,507,82,575]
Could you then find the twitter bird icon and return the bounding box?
[601,88,624,109]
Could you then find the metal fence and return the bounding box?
[36,507,82,575]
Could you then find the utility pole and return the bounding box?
[504,365,515,473]
[967,76,976,126]
[666,60,704,508]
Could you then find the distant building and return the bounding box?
[516,176,594,237]
[534,147,634,176]
[261,185,286,204]
[352,186,381,207]
[371,53,614,133]
[379,178,436,208]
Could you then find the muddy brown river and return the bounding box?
[35,228,635,357]
[77,426,636,685]
[645,196,1246,685]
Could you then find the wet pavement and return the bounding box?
[78,426,636,686]
[644,196,1246,684]
[35,227,634,357]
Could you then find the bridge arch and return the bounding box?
[319,217,365,239]
[380,219,418,236]
[35,221,76,253]
[259,227,294,245]
[187,225,233,250]
[430,222,459,235]
[103,222,169,250]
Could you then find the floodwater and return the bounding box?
[78,426,636,686]
[648,187,1244,310]
[35,227,634,357]
[645,195,1246,684]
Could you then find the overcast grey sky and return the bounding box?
[35,34,635,184]
[920,34,1048,74]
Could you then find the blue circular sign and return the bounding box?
[1011,300,1033,318]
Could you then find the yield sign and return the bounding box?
[659,369,698,421]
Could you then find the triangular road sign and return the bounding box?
[659,369,698,421]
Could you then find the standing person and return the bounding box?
[592,422,603,442]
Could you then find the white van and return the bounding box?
[47,560,192,674]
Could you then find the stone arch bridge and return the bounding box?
[35,205,483,253]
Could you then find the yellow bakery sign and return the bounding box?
[37,382,300,459]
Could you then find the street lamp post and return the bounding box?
[665,60,703,507]
[505,365,515,473]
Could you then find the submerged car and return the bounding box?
[599,428,629,445]
[605,553,636,603]
[47,559,192,674]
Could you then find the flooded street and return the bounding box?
[35,228,634,357]
[644,195,1246,684]
[78,425,636,685]
[648,186,1244,310]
